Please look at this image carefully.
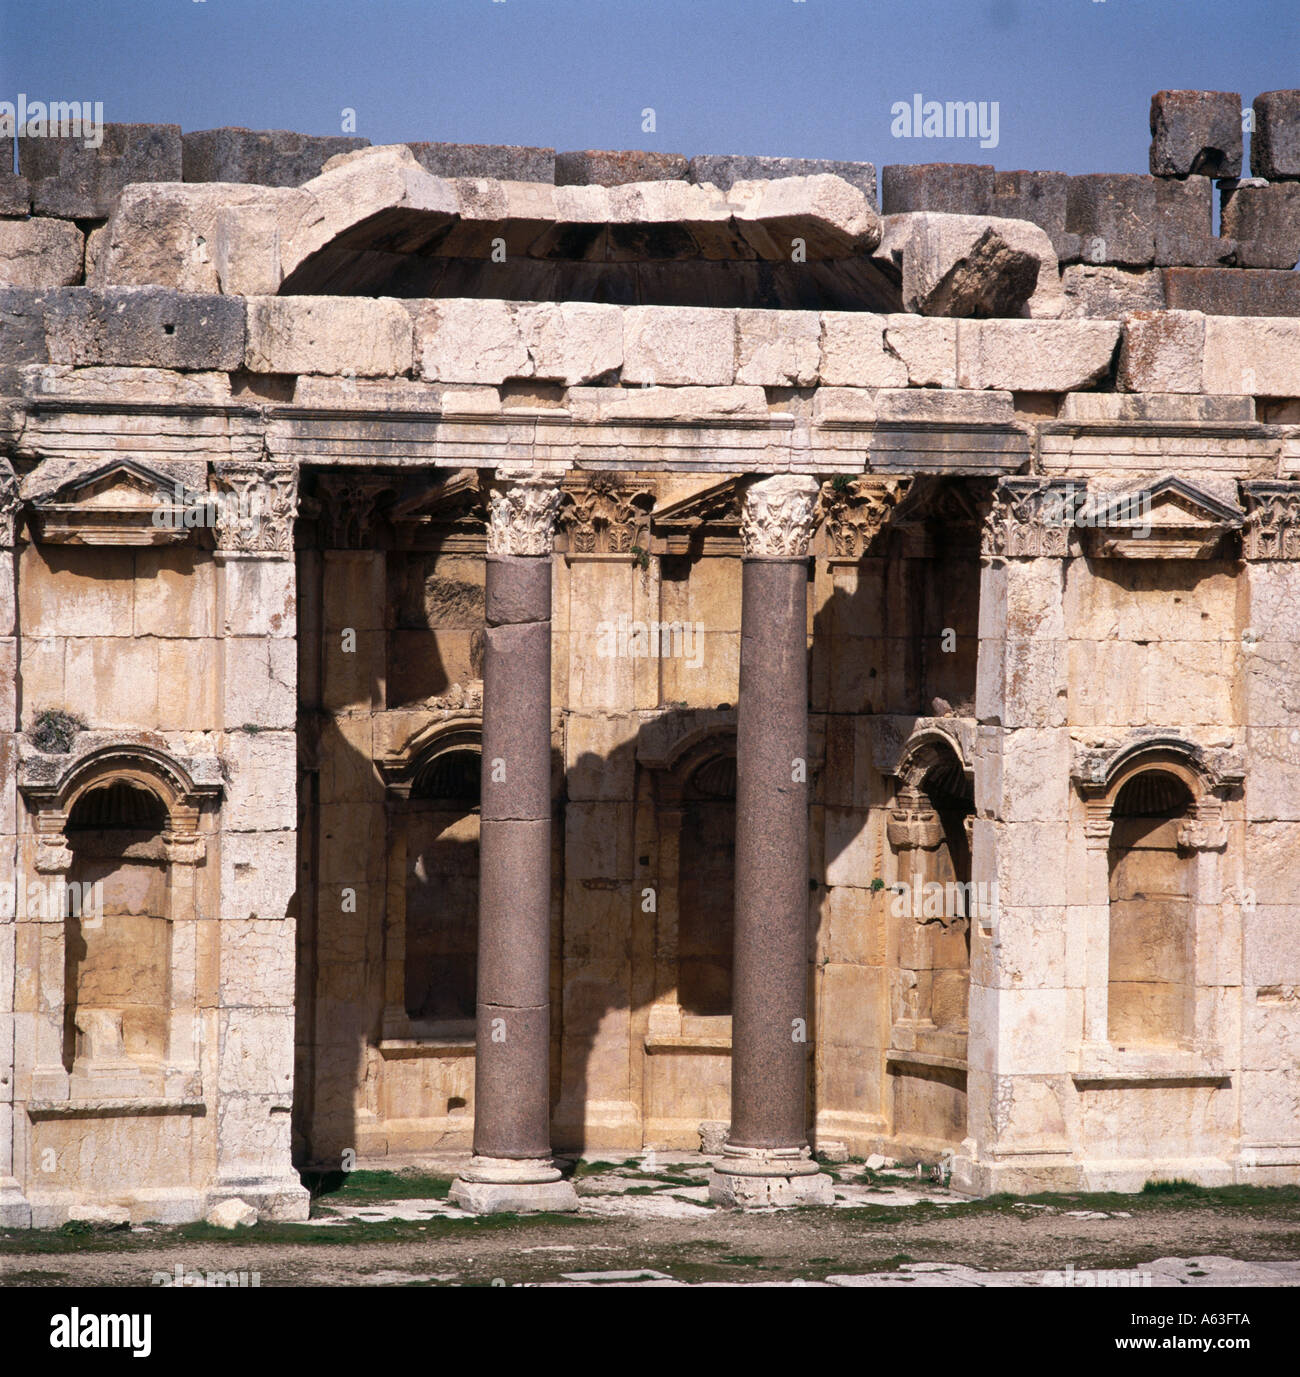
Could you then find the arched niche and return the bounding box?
[1073,737,1240,1077]
[884,728,975,1154]
[378,719,483,1043]
[18,740,221,1103]
[1106,768,1195,1048]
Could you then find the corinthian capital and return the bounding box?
[486,471,564,556]
[740,474,820,559]
[212,461,298,554]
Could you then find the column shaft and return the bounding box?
[730,559,811,1150]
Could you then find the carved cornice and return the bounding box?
[740,474,820,559]
[485,472,563,556]
[212,460,298,554]
[558,475,654,556]
[818,477,908,560]
[980,478,1076,559]
[1242,482,1300,561]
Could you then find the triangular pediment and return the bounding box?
[1082,476,1242,560]
[23,459,203,546]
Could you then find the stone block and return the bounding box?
[0,286,55,392]
[96,181,295,294]
[690,154,876,203]
[220,826,297,925]
[882,315,957,387]
[19,124,182,218]
[416,297,529,383]
[218,554,295,639]
[889,213,1048,318]
[182,128,370,186]
[1153,176,1231,266]
[555,150,688,186]
[518,301,621,384]
[735,308,819,385]
[992,169,1073,259]
[206,1198,257,1229]
[245,295,412,376]
[221,730,297,833]
[881,163,994,216]
[1203,316,1300,395]
[1062,265,1164,318]
[820,312,906,386]
[622,305,735,385]
[0,219,82,289]
[405,141,555,182]
[1149,90,1242,179]
[449,1178,579,1213]
[1252,91,1300,180]
[957,319,1119,392]
[1117,309,1205,394]
[43,287,244,368]
[1065,174,1157,267]
[1163,266,1300,316]
[224,636,297,730]
[0,171,30,217]
[1220,182,1300,269]
[218,1008,294,1095]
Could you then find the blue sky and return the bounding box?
[2,0,1296,175]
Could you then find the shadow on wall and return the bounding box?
[291,477,986,1169]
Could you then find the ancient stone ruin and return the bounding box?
[2,89,1299,1224]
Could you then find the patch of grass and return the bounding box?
[570,1160,622,1179]
[1141,1178,1200,1196]
[303,1169,453,1204]
[1,1269,71,1284]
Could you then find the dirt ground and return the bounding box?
[3,1155,1300,1287]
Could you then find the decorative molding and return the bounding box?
[818,477,908,561]
[558,475,654,556]
[0,459,19,548]
[212,460,298,554]
[1072,733,1244,802]
[886,787,944,852]
[485,472,563,557]
[1242,481,1300,561]
[740,474,820,559]
[19,734,224,815]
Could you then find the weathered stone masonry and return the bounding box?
[3,90,1300,1220]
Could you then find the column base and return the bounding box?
[206,1176,311,1223]
[707,1144,835,1208]
[449,1156,580,1215]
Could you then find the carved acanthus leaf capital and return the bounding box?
[818,477,908,559]
[740,474,820,558]
[1242,482,1300,561]
[486,472,564,556]
[981,479,1074,559]
[212,461,298,553]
